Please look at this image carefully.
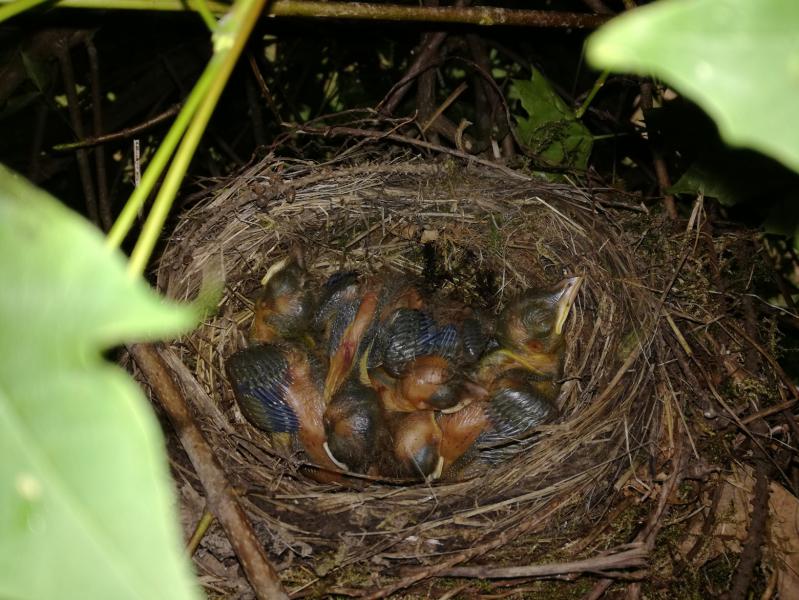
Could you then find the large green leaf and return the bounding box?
[586,0,799,173]
[0,165,200,600]
[509,70,593,170]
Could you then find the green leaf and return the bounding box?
[509,71,593,169]
[0,165,200,600]
[586,0,799,173]
[668,162,734,202]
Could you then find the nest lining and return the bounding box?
[153,154,769,587]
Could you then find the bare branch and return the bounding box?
[128,343,288,600]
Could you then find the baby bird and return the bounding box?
[226,343,341,474]
[250,249,314,344]
[314,271,375,401]
[438,370,556,478]
[365,308,463,412]
[368,356,459,412]
[484,276,582,380]
[378,410,443,481]
[316,273,423,401]
[323,378,383,474]
[438,276,583,478]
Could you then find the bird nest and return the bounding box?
[150,153,778,596]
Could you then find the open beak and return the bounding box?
[553,276,583,336]
[357,338,375,386]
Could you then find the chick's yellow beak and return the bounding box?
[553,276,583,336]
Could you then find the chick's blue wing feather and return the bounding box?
[432,323,459,360]
[227,345,300,433]
[477,374,556,463]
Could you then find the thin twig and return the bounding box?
[380,31,448,115]
[31,0,610,28]
[128,343,288,600]
[421,81,468,134]
[685,478,725,563]
[362,500,566,599]
[56,40,99,225]
[186,508,215,557]
[269,0,610,28]
[415,20,440,145]
[639,82,677,219]
[53,104,182,151]
[740,397,797,425]
[248,53,283,125]
[441,543,648,579]
[725,430,772,600]
[293,123,528,180]
[465,34,497,152]
[85,36,112,230]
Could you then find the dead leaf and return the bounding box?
[678,464,799,598]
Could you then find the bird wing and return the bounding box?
[226,345,300,433]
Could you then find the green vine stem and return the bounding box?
[104,77,209,250]
[126,0,267,277]
[575,69,609,119]
[190,0,218,31]
[0,0,48,23]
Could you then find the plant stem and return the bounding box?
[105,78,210,249]
[189,0,218,30]
[0,0,609,28]
[0,0,48,23]
[575,69,609,119]
[186,509,215,556]
[272,1,608,27]
[126,0,267,276]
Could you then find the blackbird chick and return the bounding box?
[438,277,582,478]
[323,378,383,474]
[226,344,341,474]
[316,272,423,401]
[377,410,443,481]
[250,249,314,344]
[485,276,582,379]
[438,370,556,479]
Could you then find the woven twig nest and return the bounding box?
[154,153,776,594]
